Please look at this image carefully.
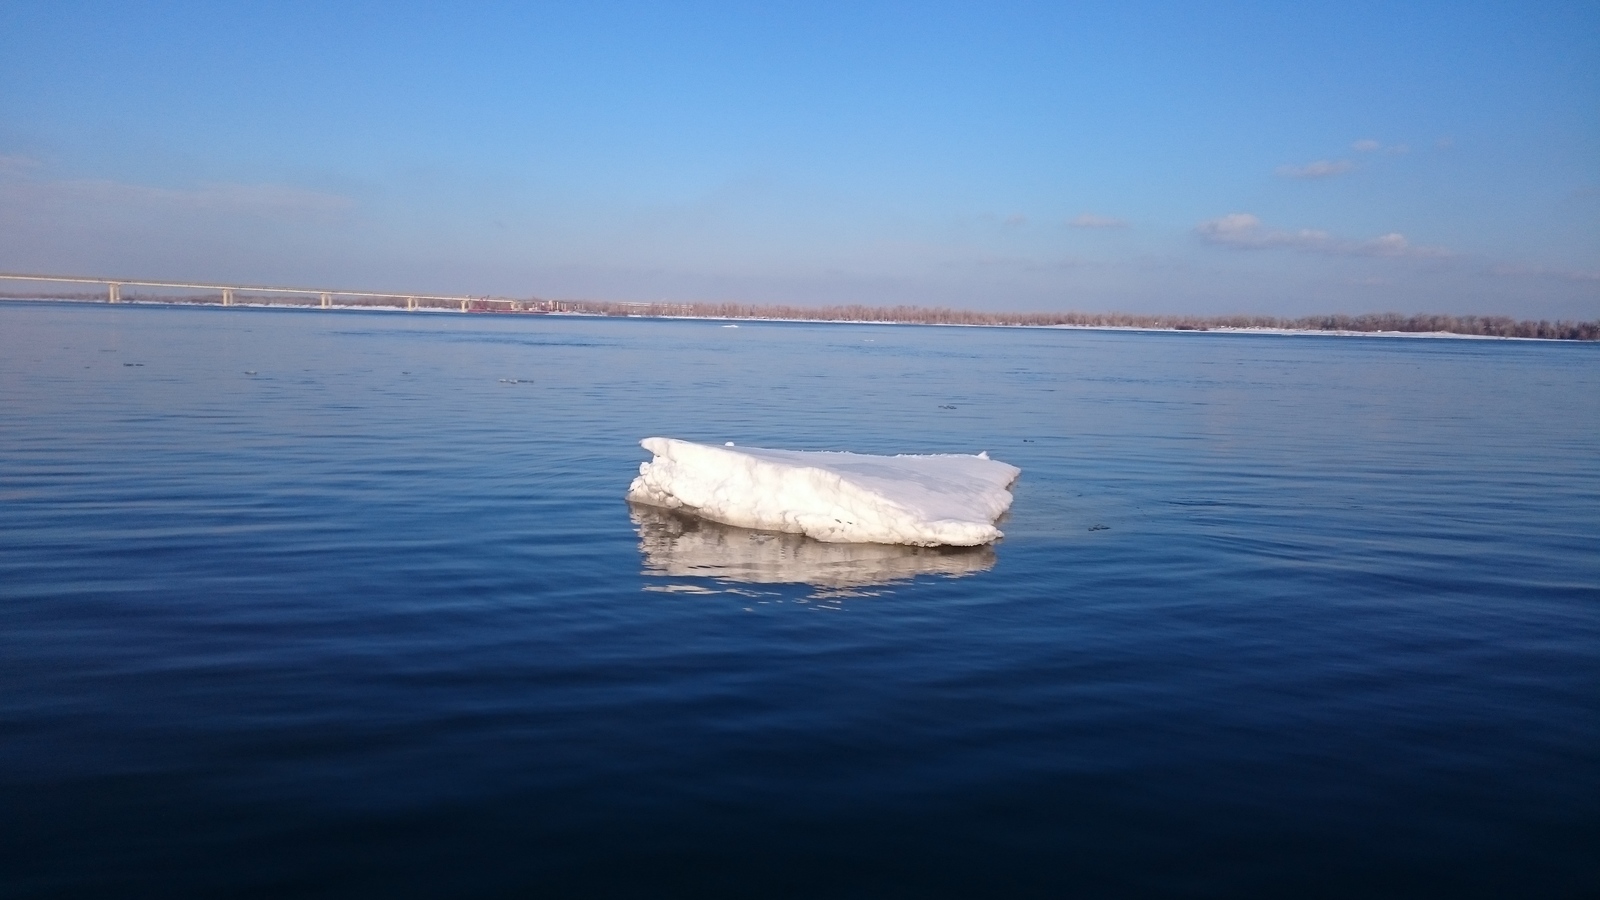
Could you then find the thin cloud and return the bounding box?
[1275,159,1355,179]
[1490,264,1600,282]
[0,153,42,173]
[1195,213,1449,258]
[0,175,353,217]
[0,155,351,216]
[80,179,351,214]
[1068,212,1127,229]
[964,252,1082,272]
[1353,138,1410,155]
[1002,213,1028,227]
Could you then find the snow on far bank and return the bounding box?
[627,437,1020,547]
[1184,326,1517,340]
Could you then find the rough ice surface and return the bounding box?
[627,437,1020,546]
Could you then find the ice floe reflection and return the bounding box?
[630,503,995,595]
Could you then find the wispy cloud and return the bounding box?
[1352,138,1410,155]
[1195,213,1449,258]
[67,179,352,214]
[1067,212,1127,229]
[0,172,353,218]
[0,153,352,217]
[0,153,43,173]
[1490,264,1600,282]
[1275,159,1355,179]
[962,252,1082,272]
[1002,213,1028,227]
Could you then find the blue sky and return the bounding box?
[2,1,1596,317]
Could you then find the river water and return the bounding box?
[2,301,1596,898]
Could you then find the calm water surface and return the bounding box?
[2,301,1597,898]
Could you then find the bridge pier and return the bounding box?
[406,296,418,311]
[460,299,469,312]
[320,293,331,309]
[108,283,120,303]
[222,288,234,307]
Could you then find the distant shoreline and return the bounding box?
[3,293,1597,342]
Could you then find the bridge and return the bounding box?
[0,272,557,313]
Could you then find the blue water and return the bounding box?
[2,301,1597,898]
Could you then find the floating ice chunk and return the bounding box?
[627,437,1020,546]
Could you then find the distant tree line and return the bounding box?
[566,300,1600,341]
[6,289,1596,340]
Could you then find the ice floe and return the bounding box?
[626,437,1019,546]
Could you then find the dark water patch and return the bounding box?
[1,303,1597,898]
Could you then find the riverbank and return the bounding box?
[4,293,1596,341]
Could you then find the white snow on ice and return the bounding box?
[626,437,1020,546]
